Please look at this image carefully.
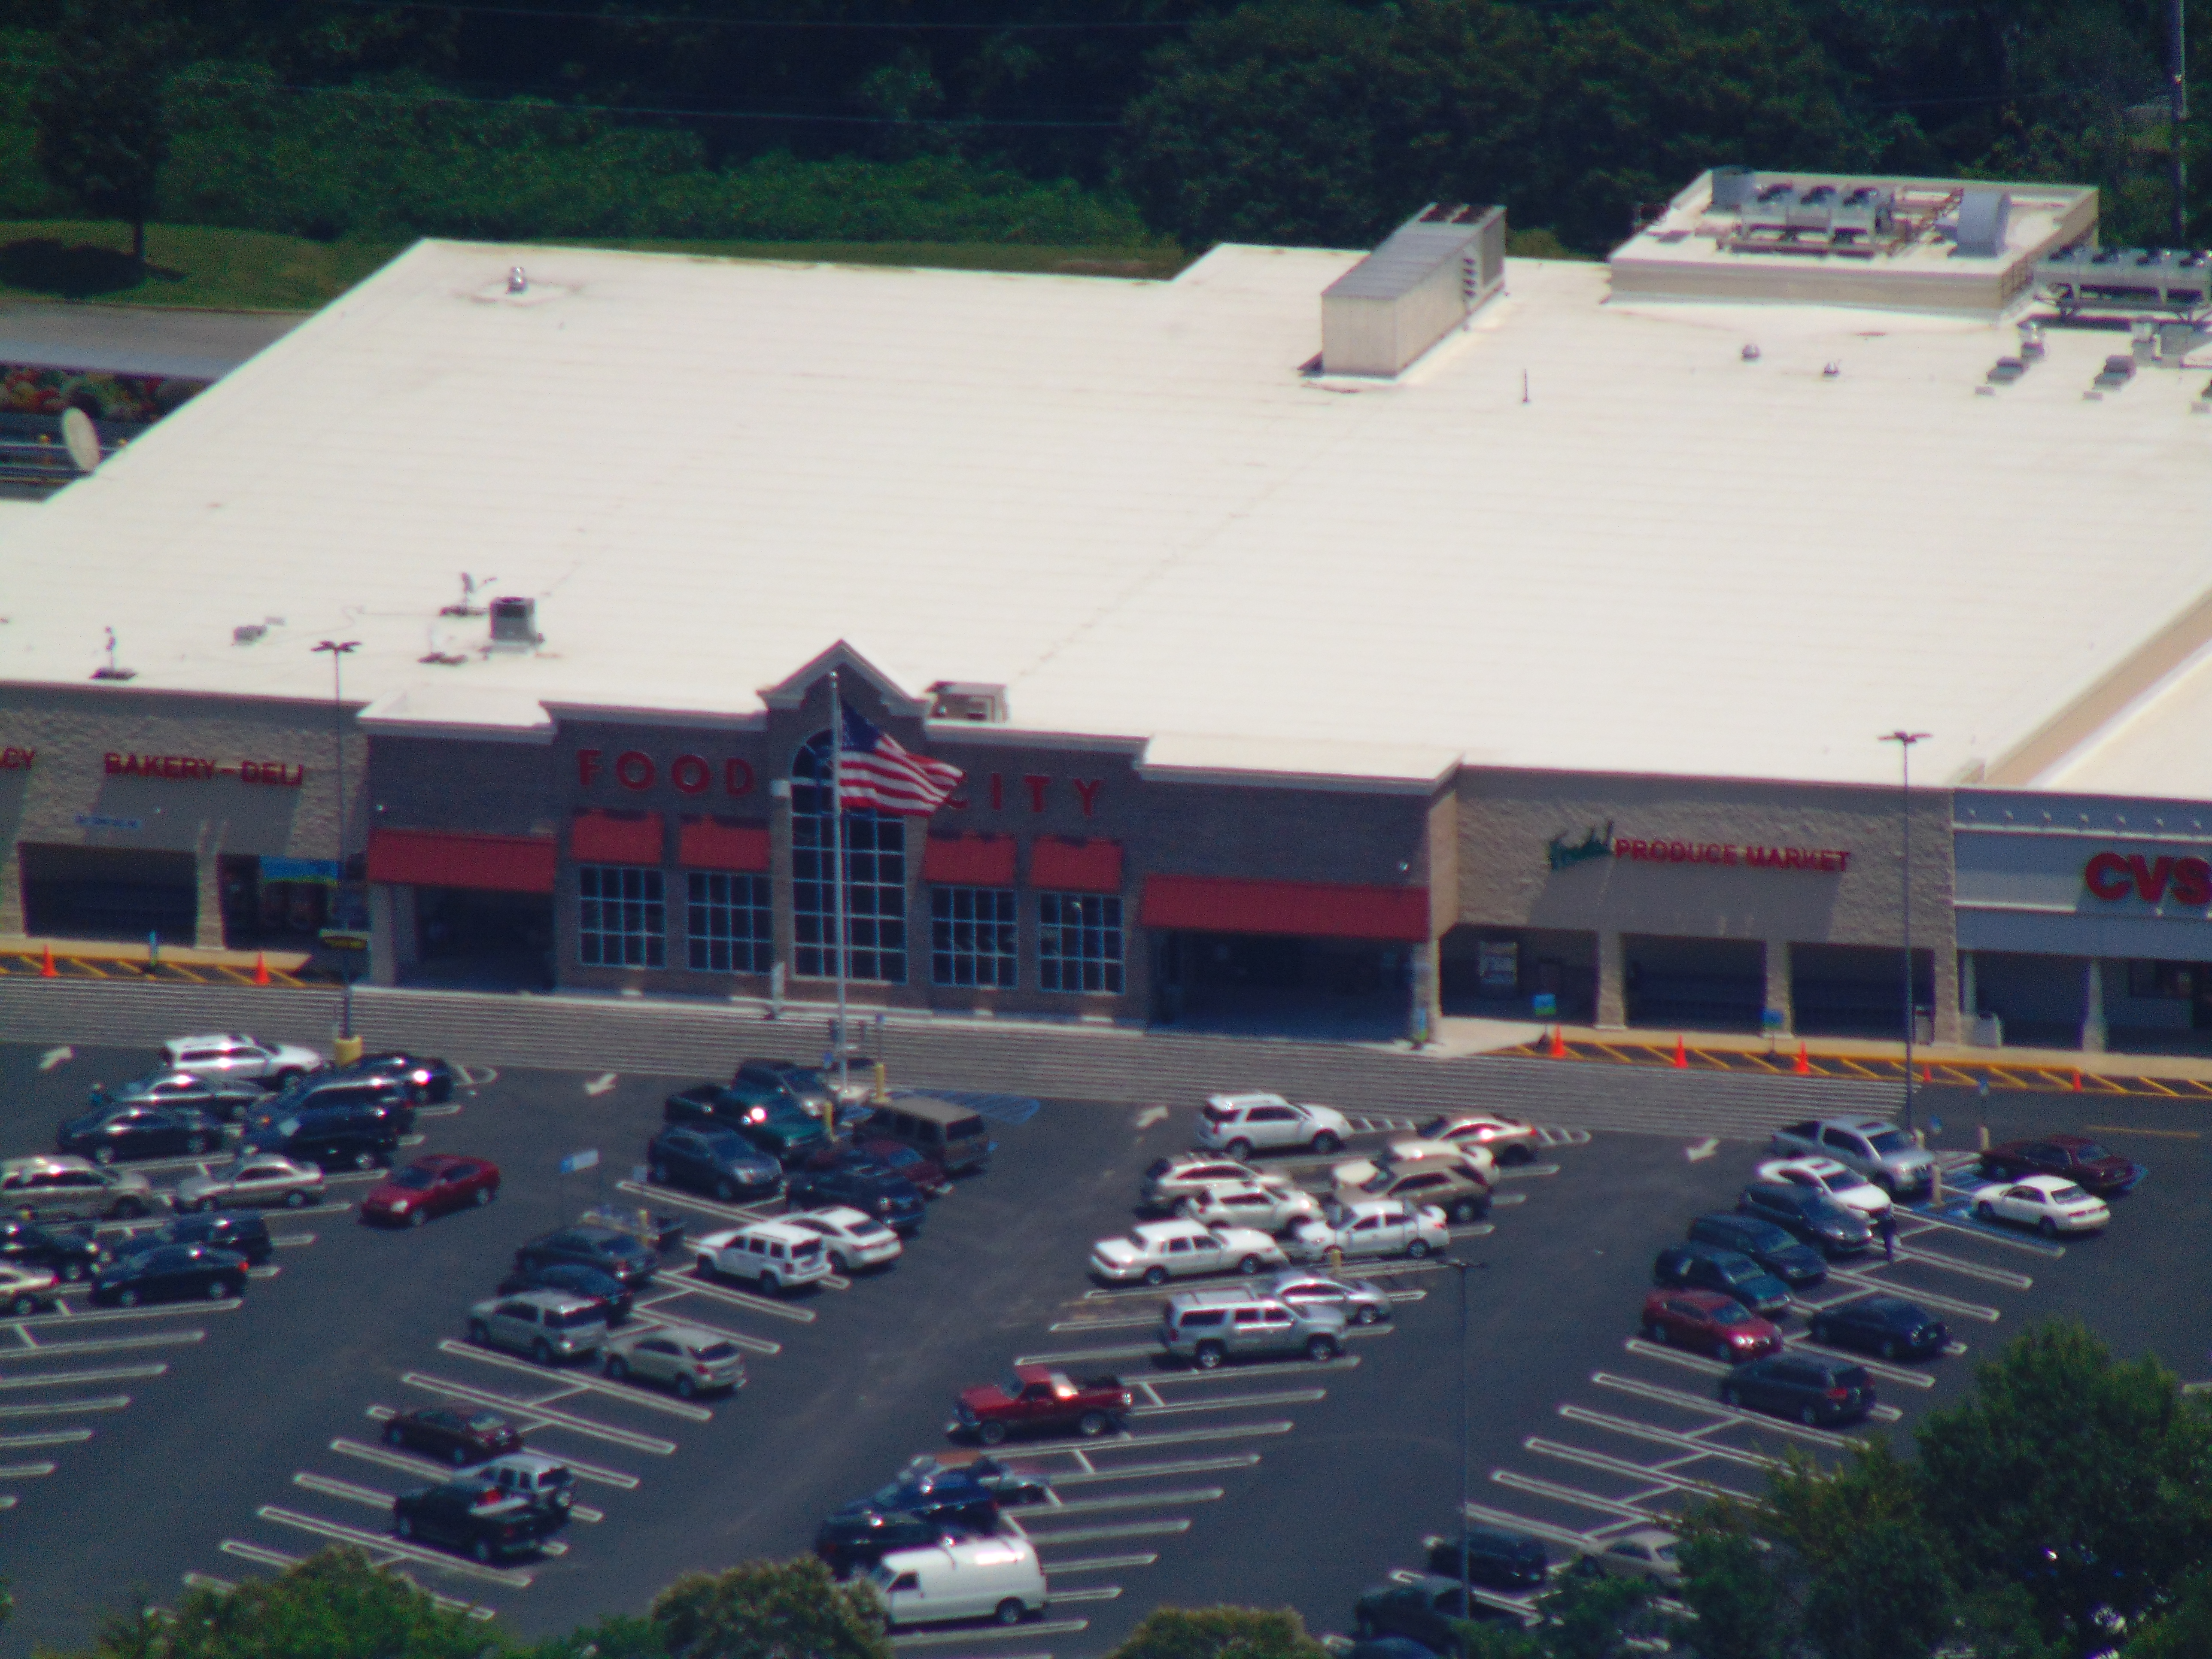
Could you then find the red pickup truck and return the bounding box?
[950,1364,1131,1444]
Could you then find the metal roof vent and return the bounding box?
[1321,204,1507,377]
[507,265,528,295]
[91,626,135,681]
[1954,190,2011,258]
[928,681,1008,723]
[232,623,267,645]
[487,596,541,650]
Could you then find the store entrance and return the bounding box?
[1624,934,1764,1032]
[407,886,556,990]
[18,844,198,944]
[1155,931,1406,1038]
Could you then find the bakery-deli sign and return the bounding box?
[2083,851,2212,907]
[104,752,305,786]
[1547,824,1851,874]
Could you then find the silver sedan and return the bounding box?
[1262,1269,1393,1326]
[174,1153,325,1212]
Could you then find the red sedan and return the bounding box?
[1641,1288,1781,1360]
[360,1155,502,1227]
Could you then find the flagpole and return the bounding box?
[830,671,850,1104]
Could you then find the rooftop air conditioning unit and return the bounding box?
[488,596,541,650]
[928,681,1008,723]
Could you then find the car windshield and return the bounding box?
[599,1235,647,1258]
[1866,1130,1914,1155]
[1817,1171,1858,1192]
[2046,1184,2088,1204]
[1719,1259,1760,1284]
[2072,1143,2112,1162]
[465,1413,506,1431]
[392,1168,437,1190]
[696,1341,740,1361]
[998,1371,1027,1397]
[872,1480,912,1505]
[547,1306,605,1330]
[1709,1302,1750,1325]
[1201,1103,1238,1123]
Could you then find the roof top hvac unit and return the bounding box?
[1322,204,1506,378]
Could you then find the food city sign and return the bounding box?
[2082,851,2212,907]
[1547,823,1852,874]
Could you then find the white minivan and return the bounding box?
[867,1537,1047,1628]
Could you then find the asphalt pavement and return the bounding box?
[0,1041,2202,1659]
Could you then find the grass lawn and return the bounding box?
[0,220,1190,313]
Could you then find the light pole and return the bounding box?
[314,640,361,1039]
[1445,1258,1486,1643]
[1880,731,1929,1133]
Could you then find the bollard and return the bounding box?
[333,1033,364,1066]
[1978,1124,1990,1152]
[872,1059,890,1106]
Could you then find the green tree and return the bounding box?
[1800,1519,1953,1659]
[1527,1567,1661,1659]
[653,1556,892,1659]
[518,1613,668,1659]
[1100,1605,1330,1659]
[30,0,175,264]
[1675,1526,1796,1659]
[1914,1320,2212,1647]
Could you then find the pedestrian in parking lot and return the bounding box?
[1878,1209,1896,1262]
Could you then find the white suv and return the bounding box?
[1177,1180,1322,1233]
[695,1220,831,1295]
[1196,1093,1353,1158]
[161,1034,325,1088]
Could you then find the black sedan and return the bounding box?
[57,1102,225,1165]
[90,1242,248,1307]
[645,1124,784,1205]
[340,1051,459,1105]
[814,1506,975,1578]
[788,1156,926,1237]
[1720,1355,1875,1425]
[1808,1295,1947,1361]
[148,1210,274,1266]
[0,1218,106,1282]
[1738,1183,1874,1257]
[497,1258,635,1324]
[513,1225,657,1288]
[889,1456,1053,1511]
[1651,1243,1792,1319]
[87,1069,265,1123]
[1686,1212,1827,1290]
[393,1478,557,1562]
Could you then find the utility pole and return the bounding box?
[2172,0,2190,247]
[314,640,360,1042]
[1880,732,1929,1132]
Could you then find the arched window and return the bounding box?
[791,730,907,984]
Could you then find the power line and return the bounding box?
[319,0,1192,29]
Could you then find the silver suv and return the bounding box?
[0,1155,160,1222]
[1160,1289,1347,1370]
[467,1289,609,1364]
[479,1452,577,1517]
[1769,1118,1935,1196]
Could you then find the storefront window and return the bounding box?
[578,865,665,967]
[791,732,907,984]
[1039,893,1123,994]
[2127,960,2196,1000]
[687,872,772,973]
[931,886,1017,988]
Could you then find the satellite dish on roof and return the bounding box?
[61,408,100,473]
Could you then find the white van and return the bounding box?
[867,1536,1047,1628]
[694,1219,830,1295]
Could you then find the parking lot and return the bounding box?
[0,1036,2209,1658]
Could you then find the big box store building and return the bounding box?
[8,167,2212,1054]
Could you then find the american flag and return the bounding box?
[837,707,964,816]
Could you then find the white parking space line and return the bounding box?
[220,1539,302,1571]
[182,1573,236,1593]
[1817,1272,2002,1323]
[1054,1453,1258,1484]
[0,1363,165,1389]
[0,1427,92,1449]
[38,1046,73,1071]
[614,1181,775,1224]
[295,1471,395,1510]
[1015,1518,1191,1546]
[1038,1553,1158,1573]
[255,1505,534,1587]
[1899,1209,2066,1258]
[1460,1501,1609,1551]
[628,1307,783,1356]
[248,1266,281,1279]
[1556,1407,1785,1470]
[585,1073,618,1095]
[1620,1341,1910,1422]
[437,1340,716,1421]
[272,1234,316,1248]
[1884,1245,2035,1289]
[1038,1487,1223,1517]
[1049,1314,1163,1334]
[1784,1340,1939,1388]
[1491,1470,1661,1522]
[1495,1164,1564,1180]
[0,1394,131,1418]
[652,1270,818,1324]
[5,1300,236,1333]
[0,1460,57,1478]
[343,1428,642,1490]
[1128,1388,1325,1417]
[1590,1373,1871,1443]
[15,1328,204,1357]
[1048,1586,1124,1603]
[399,1373,679,1455]
[1524,1439,1758,1503]
[1488,1193,1528,1208]
[890,1621,1091,1647]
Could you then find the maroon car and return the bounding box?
[360,1155,502,1227]
[1641,1289,1782,1361]
[951,1364,1131,1445]
[383,1406,522,1465]
[854,1137,953,1197]
[1977,1136,2144,1197]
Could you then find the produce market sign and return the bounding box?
[103,752,306,786]
[1548,823,1851,874]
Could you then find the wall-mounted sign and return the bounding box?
[1547,822,1614,871]
[0,747,33,770]
[1477,939,1519,990]
[1611,836,1852,873]
[103,753,306,786]
[2083,851,2212,906]
[75,812,140,831]
[261,856,341,884]
[948,773,1104,817]
[579,748,754,798]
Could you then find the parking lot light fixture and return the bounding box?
[314,639,361,1039]
[1445,1258,1487,1639]
[1879,731,1930,1133]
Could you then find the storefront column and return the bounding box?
[1596,932,1626,1029]
[1762,940,1792,1036]
[368,884,398,987]
[193,848,225,950]
[1959,951,1978,1019]
[1931,938,1962,1045]
[0,844,21,936]
[1409,939,1440,1044]
[2081,958,2107,1053]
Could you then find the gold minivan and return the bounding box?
[866,1097,994,1175]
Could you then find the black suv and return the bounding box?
[56,1102,225,1165]
[788,1155,926,1237]
[245,1073,416,1138]
[1651,1243,1792,1319]
[1424,1524,1549,1591]
[513,1225,658,1288]
[393,1478,559,1562]
[0,1218,105,1282]
[1355,1577,1479,1649]
[1721,1354,1875,1425]
[814,1506,974,1578]
[241,1097,401,1172]
[1738,1183,1874,1257]
[1687,1213,1827,1290]
[149,1210,274,1266]
[333,1052,457,1104]
[646,1124,784,1204]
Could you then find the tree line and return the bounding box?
[3,0,2205,261]
[6,1319,2210,1659]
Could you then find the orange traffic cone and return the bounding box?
[252,952,270,987]
[1794,1042,1811,1076]
[2071,1068,2083,1092]
[1548,1027,1568,1058]
[38,943,56,978]
[1922,1063,1933,1085]
[1672,1034,1689,1069]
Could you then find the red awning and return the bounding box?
[922,833,1017,887]
[571,810,664,866]
[1030,838,1123,893]
[366,828,556,894]
[678,817,771,873]
[1140,875,1429,942]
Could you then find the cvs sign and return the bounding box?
[2084,851,2212,907]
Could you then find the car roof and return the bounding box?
[501,1288,603,1312]
[1765,1155,1853,1177]
[1830,1117,1899,1133]
[1132,1220,1208,1242]
[798,1206,873,1228]
[1206,1092,1291,1109]
[740,1219,822,1243]
[403,1155,475,1173]
[2013,1173,2088,1194]
[484,1450,566,1472]
[1655,1287,1739,1310]
[3,1155,98,1175]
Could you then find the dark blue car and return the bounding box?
[789,1154,926,1237]
[1687,1213,1827,1289]
[1808,1294,1946,1361]
[1652,1242,1793,1319]
[646,1124,784,1204]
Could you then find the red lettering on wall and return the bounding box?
[2128,854,2176,902]
[2083,852,2133,900]
[578,749,604,787]
[2177,857,2212,908]
[0,747,33,770]
[670,754,711,796]
[989,773,1004,811]
[724,758,754,797]
[1024,775,1049,813]
[614,750,655,791]
[1072,778,1101,817]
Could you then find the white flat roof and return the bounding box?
[6,237,2212,790]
